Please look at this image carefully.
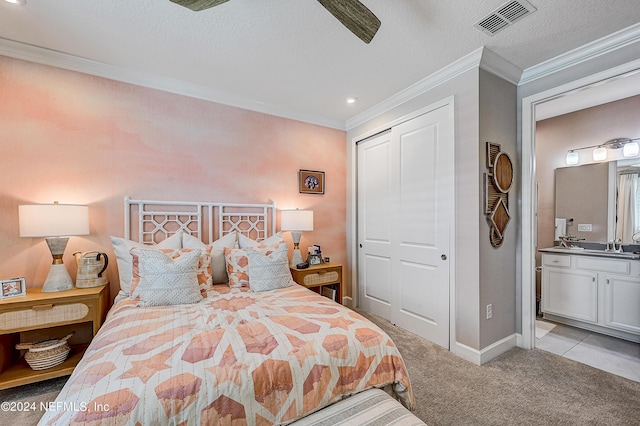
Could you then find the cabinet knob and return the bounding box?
[441,254,447,260]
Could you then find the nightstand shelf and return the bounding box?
[290,262,343,304]
[0,286,109,390]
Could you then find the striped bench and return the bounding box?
[291,388,426,426]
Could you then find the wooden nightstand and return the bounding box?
[290,262,343,304]
[0,285,109,390]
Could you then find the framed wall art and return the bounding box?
[1,277,26,298]
[299,170,325,194]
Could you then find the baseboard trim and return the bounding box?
[454,333,517,365]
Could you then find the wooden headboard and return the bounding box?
[124,197,277,244]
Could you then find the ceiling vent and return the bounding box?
[475,0,537,36]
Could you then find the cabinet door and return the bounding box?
[542,268,597,322]
[604,274,640,335]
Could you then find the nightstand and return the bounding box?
[0,285,109,390]
[290,262,343,304]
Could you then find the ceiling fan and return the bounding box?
[169,0,381,44]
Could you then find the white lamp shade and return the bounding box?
[281,209,313,232]
[19,204,89,237]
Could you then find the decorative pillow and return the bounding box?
[246,244,295,292]
[182,232,237,284]
[130,247,212,298]
[237,232,283,248]
[224,243,283,288]
[129,248,202,307]
[111,231,183,298]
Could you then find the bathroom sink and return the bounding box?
[539,247,640,259]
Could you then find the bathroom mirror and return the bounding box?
[554,162,613,243]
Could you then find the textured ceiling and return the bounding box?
[1,0,640,128]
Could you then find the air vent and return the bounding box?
[475,0,537,36]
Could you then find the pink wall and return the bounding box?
[0,56,347,302]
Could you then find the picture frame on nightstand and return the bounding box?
[0,277,26,299]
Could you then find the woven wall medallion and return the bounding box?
[485,142,513,247]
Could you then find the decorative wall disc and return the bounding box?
[492,151,513,193]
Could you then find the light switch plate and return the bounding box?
[577,224,592,232]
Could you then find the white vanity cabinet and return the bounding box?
[541,251,640,342]
[542,254,597,323]
[604,274,640,334]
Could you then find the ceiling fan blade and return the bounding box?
[170,0,230,12]
[316,0,381,43]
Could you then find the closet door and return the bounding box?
[357,103,453,349]
[357,130,395,320]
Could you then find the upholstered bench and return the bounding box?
[291,388,426,425]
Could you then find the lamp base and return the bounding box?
[290,248,304,268]
[42,237,74,292]
[42,264,74,292]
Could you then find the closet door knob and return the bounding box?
[441,254,447,260]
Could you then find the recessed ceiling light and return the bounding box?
[346,97,358,104]
[5,0,26,4]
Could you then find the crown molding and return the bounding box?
[346,47,521,131]
[0,37,345,130]
[520,23,640,85]
[346,48,483,130]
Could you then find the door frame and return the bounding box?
[350,96,456,350]
[520,59,640,349]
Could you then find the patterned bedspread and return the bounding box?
[39,284,415,425]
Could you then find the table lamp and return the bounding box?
[19,202,90,292]
[281,209,313,267]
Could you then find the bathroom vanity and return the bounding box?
[540,247,640,342]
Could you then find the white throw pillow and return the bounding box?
[238,232,283,248]
[111,231,183,298]
[182,232,237,284]
[246,244,294,292]
[130,247,202,307]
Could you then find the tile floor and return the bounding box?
[535,318,640,383]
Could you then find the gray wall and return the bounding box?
[479,69,518,349]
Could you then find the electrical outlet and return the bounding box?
[486,304,493,319]
[577,224,592,232]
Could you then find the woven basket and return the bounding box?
[16,332,74,371]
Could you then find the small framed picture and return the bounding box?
[308,254,323,266]
[299,170,325,194]
[1,277,26,299]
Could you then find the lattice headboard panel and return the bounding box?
[124,197,277,244]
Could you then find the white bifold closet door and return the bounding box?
[357,103,453,349]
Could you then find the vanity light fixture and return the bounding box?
[623,140,640,157]
[565,151,579,165]
[565,137,640,165]
[5,0,26,5]
[592,146,607,161]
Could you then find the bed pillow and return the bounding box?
[182,232,237,284]
[130,247,202,307]
[111,231,183,298]
[130,247,212,298]
[237,232,283,248]
[224,243,283,288]
[246,244,295,292]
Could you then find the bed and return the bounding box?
[38,198,415,425]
